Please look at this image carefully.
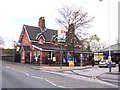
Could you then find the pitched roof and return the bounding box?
[32,43,91,53]
[22,46,32,51]
[25,25,41,41]
[19,25,58,42]
[42,29,57,42]
[32,43,64,51]
[101,43,120,52]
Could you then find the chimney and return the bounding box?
[38,17,45,31]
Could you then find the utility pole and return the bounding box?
[107,0,112,72]
[118,1,120,72]
[99,0,111,72]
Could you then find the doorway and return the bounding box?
[25,52,30,63]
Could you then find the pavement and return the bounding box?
[4,61,93,71]
[31,65,93,71]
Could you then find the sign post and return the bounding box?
[58,29,66,69]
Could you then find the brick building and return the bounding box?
[18,17,64,64]
[17,17,92,65]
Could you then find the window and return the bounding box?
[38,35,45,44]
[52,52,55,57]
[22,51,24,59]
[38,38,45,44]
[38,51,40,56]
[48,51,52,60]
[37,51,41,59]
[54,38,58,44]
[34,51,36,59]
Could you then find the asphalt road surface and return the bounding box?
[1,61,119,89]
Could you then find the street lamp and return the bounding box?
[118,1,120,72]
[99,0,111,72]
[107,0,112,72]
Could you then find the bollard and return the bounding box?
[69,62,74,67]
[108,61,112,72]
[109,62,111,72]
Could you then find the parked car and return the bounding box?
[99,59,116,68]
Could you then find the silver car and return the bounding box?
[99,59,116,68]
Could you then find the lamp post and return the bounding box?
[118,1,120,72]
[107,0,112,72]
[99,0,111,72]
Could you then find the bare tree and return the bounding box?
[56,5,94,38]
[56,5,94,63]
[0,36,4,48]
[89,34,101,52]
[90,34,100,42]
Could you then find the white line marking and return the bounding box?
[25,73,30,76]
[5,67,10,69]
[57,85,66,88]
[31,75,64,88]
[5,67,15,71]
[5,67,65,88]
[45,79,56,86]
[31,76,44,80]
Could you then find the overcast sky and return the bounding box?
[0,0,119,48]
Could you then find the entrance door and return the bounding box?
[25,52,30,63]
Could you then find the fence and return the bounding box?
[2,54,14,62]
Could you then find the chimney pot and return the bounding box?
[38,17,45,31]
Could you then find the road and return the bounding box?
[1,61,119,89]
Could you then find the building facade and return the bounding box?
[17,17,92,65]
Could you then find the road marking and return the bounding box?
[45,79,57,86]
[5,67,11,69]
[31,76,44,80]
[5,67,15,71]
[25,73,30,76]
[5,66,64,88]
[57,85,66,88]
[30,75,66,88]
[5,66,65,88]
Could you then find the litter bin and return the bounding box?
[69,61,74,67]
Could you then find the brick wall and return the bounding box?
[41,51,48,64]
[21,29,33,64]
[21,30,32,47]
